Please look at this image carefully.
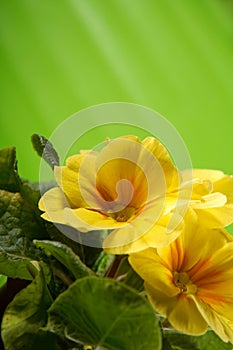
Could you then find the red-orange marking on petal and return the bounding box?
[188,258,211,282]
[197,291,227,306]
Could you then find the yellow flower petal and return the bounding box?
[96,158,148,207]
[103,198,179,254]
[214,174,233,203]
[191,192,227,209]
[158,209,232,275]
[185,169,224,183]
[55,151,102,210]
[129,251,178,296]
[95,136,166,208]
[103,227,150,254]
[145,283,208,335]
[38,187,68,225]
[182,169,233,227]
[156,209,196,271]
[63,207,127,232]
[195,204,233,227]
[168,295,208,335]
[54,165,86,208]
[143,212,184,249]
[103,217,157,254]
[73,151,108,209]
[144,281,177,316]
[65,153,86,172]
[194,243,233,322]
[142,136,179,191]
[192,296,233,343]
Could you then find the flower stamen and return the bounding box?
[109,207,136,223]
[173,271,197,294]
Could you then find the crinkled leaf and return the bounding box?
[34,240,93,279]
[0,146,43,206]
[197,331,233,350]
[0,147,21,192]
[47,276,161,350]
[1,263,54,350]
[0,189,48,258]
[0,251,32,280]
[20,180,57,206]
[31,134,59,169]
[0,274,7,288]
[20,180,41,206]
[0,147,20,192]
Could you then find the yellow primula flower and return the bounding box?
[181,169,233,228]
[39,135,183,253]
[129,210,233,343]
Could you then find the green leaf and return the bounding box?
[163,331,200,350]
[0,189,48,258]
[47,276,161,350]
[0,147,21,192]
[163,330,233,350]
[0,274,7,288]
[31,134,59,169]
[13,331,63,350]
[45,222,102,268]
[1,263,56,350]
[162,337,173,350]
[19,180,40,206]
[117,258,144,292]
[34,240,94,279]
[197,331,233,350]
[28,180,57,196]
[0,251,32,280]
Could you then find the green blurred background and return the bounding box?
[1,0,233,183]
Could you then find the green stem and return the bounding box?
[105,255,125,279]
[52,267,73,286]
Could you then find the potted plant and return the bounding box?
[0,134,233,350]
